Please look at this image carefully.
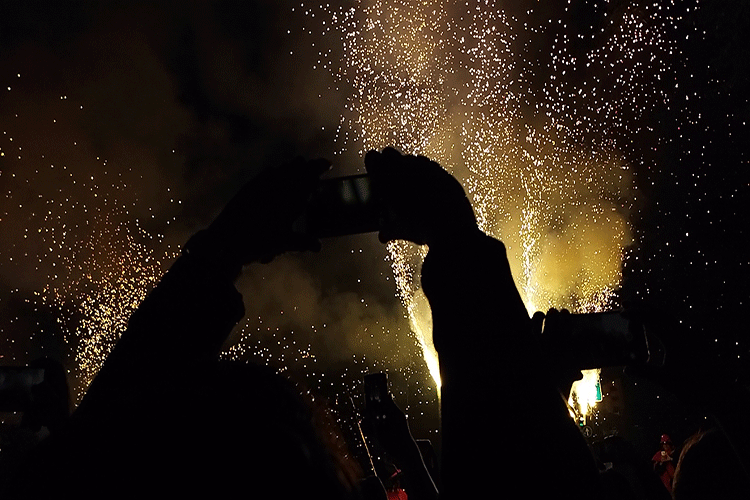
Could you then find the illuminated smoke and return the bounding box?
[314,1,673,388]
[1,1,678,424]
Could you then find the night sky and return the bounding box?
[0,0,748,460]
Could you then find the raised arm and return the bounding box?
[366,148,602,499]
[77,157,330,420]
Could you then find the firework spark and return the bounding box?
[0,83,180,403]
[1,1,684,427]
[307,1,675,391]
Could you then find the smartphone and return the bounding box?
[544,311,665,370]
[300,174,379,238]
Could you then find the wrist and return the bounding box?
[425,224,483,251]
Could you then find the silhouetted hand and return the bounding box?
[192,157,330,265]
[536,307,573,338]
[365,147,478,246]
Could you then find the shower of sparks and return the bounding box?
[0,86,180,404]
[34,215,178,404]
[300,0,676,392]
[0,0,704,436]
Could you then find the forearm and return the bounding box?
[115,250,244,365]
[77,233,245,415]
[421,231,535,498]
[422,231,603,498]
[421,230,530,366]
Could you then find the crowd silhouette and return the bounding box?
[1,148,748,499]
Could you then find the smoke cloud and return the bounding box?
[0,1,423,386]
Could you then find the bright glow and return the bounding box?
[324,1,672,390]
[407,289,440,390]
[569,368,602,422]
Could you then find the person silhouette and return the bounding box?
[365,147,602,499]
